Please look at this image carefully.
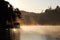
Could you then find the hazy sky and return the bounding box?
[5,0,60,13]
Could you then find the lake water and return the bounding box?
[12,25,60,40]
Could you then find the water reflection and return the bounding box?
[20,25,60,40]
[10,28,20,40]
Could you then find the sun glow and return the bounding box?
[21,25,60,37]
[12,28,17,32]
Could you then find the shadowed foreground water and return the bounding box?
[12,25,60,40]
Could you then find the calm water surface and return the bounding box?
[15,25,60,40]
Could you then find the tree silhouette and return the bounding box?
[38,6,60,25]
[0,0,21,40]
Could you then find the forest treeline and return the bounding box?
[20,6,60,25]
